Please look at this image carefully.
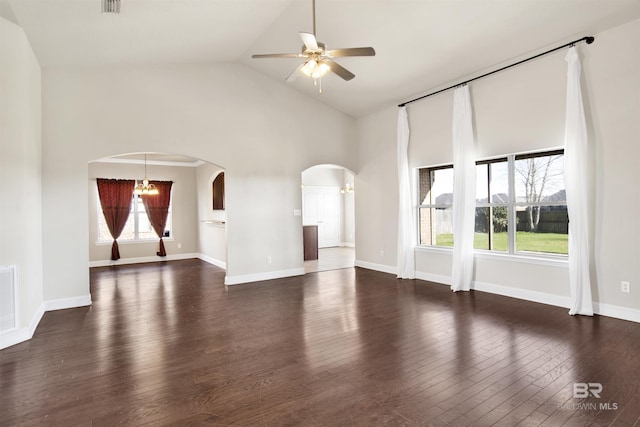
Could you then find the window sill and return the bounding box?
[95,238,174,246]
[414,245,568,268]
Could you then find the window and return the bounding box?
[418,166,454,247]
[418,150,568,256]
[474,158,509,251]
[513,150,567,255]
[98,187,172,242]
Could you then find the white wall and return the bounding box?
[584,19,640,311]
[42,62,356,298]
[88,161,198,263]
[343,169,356,246]
[355,106,398,270]
[0,17,43,340]
[302,166,344,187]
[196,162,226,267]
[355,19,640,318]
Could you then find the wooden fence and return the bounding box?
[516,210,568,234]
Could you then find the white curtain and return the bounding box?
[564,47,593,316]
[397,107,416,279]
[451,85,476,292]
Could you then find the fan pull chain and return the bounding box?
[311,77,323,94]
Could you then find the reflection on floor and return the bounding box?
[304,246,355,273]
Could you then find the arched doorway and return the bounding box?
[87,152,227,269]
[301,164,355,273]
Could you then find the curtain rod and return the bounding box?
[398,36,595,108]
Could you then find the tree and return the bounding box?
[475,206,509,233]
[515,154,563,232]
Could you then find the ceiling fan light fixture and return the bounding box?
[301,59,330,79]
[251,0,375,93]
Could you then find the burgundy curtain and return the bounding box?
[97,178,135,260]
[141,181,173,257]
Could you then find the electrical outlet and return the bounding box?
[621,281,630,293]
[177,243,182,249]
[379,250,384,258]
[266,256,272,264]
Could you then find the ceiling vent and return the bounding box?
[102,0,121,14]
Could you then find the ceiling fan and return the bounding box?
[251,0,375,93]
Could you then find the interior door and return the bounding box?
[302,187,341,248]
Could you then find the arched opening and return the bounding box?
[301,164,355,273]
[87,152,227,269]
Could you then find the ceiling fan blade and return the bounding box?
[285,63,305,82]
[252,53,304,59]
[325,47,376,58]
[299,32,319,51]
[326,60,355,81]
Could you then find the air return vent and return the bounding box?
[102,0,121,14]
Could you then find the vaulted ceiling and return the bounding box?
[3,0,639,117]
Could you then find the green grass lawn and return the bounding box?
[436,232,568,254]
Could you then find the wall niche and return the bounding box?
[212,172,225,210]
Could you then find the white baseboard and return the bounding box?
[415,270,640,323]
[340,242,355,248]
[44,294,92,311]
[354,260,397,275]
[0,302,45,350]
[1,327,31,350]
[415,271,571,308]
[198,254,227,269]
[0,294,92,350]
[471,280,571,309]
[594,302,640,323]
[225,268,305,286]
[89,253,200,267]
[415,271,451,285]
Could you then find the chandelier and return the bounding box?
[340,183,354,194]
[133,154,159,195]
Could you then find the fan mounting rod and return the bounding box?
[312,0,317,36]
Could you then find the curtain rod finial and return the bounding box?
[586,36,595,44]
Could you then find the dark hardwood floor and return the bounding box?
[1,259,639,426]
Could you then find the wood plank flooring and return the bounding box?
[1,259,639,426]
